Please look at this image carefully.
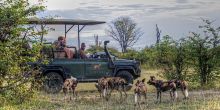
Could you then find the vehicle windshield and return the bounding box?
[89,51,117,59]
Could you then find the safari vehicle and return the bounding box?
[28,18,141,93]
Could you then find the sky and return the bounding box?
[30,0,220,50]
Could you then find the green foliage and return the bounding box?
[185,32,220,85]
[0,0,45,105]
[111,19,220,88]
[154,20,220,86]
[177,20,220,86]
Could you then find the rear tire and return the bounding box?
[43,72,63,93]
[116,70,134,91]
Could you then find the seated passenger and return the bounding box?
[54,36,74,59]
[79,43,87,59]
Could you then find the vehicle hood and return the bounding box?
[113,59,138,65]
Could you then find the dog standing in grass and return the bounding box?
[134,78,147,105]
[95,76,109,98]
[170,79,189,99]
[63,76,78,101]
[147,76,177,103]
[95,76,127,100]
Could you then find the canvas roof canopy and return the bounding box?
[27,18,106,49]
[27,18,106,25]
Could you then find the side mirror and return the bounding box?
[113,56,116,60]
[104,40,110,46]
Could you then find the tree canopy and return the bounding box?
[106,17,143,53]
[0,0,45,104]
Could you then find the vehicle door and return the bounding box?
[52,59,85,80]
[84,58,112,80]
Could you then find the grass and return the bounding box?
[2,90,220,110]
[1,69,220,110]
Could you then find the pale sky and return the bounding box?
[30,0,220,50]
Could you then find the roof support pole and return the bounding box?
[65,24,75,38]
[67,25,75,33]
[65,24,67,38]
[78,25,80,49]
[79,25,86,32]
[77,25,86,49]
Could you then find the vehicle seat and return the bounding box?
[53,40,67,58]
[54,51,67,58]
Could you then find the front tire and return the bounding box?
[43,72,63,93]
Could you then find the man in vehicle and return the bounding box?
[54,36,74,59]
[79,42,87,59]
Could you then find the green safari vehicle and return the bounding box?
[28,18,141,93]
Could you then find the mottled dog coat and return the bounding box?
[63,76,78,100]
[147,76,177,102]
[95,76,127,100]
[134,78,147,105]
[169,79,189,99]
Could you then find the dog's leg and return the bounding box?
[123,84,127,99]
[72,88,75,101]
[69,88,72,101]
[119,90,123,100]
[121,84,127,99]
[173,90,178,101]
[95,84,102,98]
[103,88,107,98]
[137,96,142,110]
[183,89,189,99]
[159,91,162,103]
[170,91,173,101]
[104,87,111,101]
[144,92,147,100]
[63,88,67,101]
[143,92,147,104]
[123,90,127,99]
[156,91,159,103]
[134,93,138,105]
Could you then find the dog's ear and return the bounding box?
[142,78,146,82]
[135,80,140,85]
[150,76,155,80]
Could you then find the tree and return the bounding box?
[185,20,220,86]
[156,24,161,44]
[155,35,177,79]
[106,17,143,53]
[156,36,188,80]
[173,39,188,80]
[0,0,44,104]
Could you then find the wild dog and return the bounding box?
[95,76,109,98]
[63,76,78,101]
[95,76,127,100]
[147,76,177,103]
[108,77,127,99]
[134,78,147,105]
[169,79,189,99]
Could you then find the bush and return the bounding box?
[0,0,45,104]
